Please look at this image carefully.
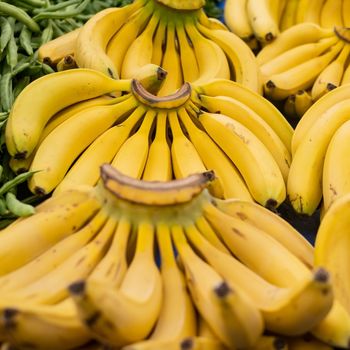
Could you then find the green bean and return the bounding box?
[0,171,37,196]
[0,112,9,121]
[56,20,74,33]
[19,0,46,8]
[0,17,12,53]
[33,0,90,21]
[13,75,30,99]
[40,20,53,45]
[0,73,13,112]
[11,61,31,77]
[33,0,81,14]
[50,19,64,37]
[0,164,3,181]
[19,25,33,55]
[6,33,18,69]
[41,62,55,74]
[7,0,33,11]
[0,2,40,32]
[6,192,35,217]
[0,197,8,216]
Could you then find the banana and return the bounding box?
[74,0,144,78]
[269,0,285,25]
[224,0,253,40]
[193,79,293,153]
[288,99,350,215]
[213,198,314,268]
[0,299,90,350]
[259,37,339,81]
[149,222,196,341]
[121,10,160,80]
[151,11,167,67]
[156,0,205,10]
[111,108,155,179]
[303,0,326,24]
[171,224,263,349]
[311,43,350,101]
[294,90,313,118]
[292,84,350,154]
[251,336,287,350]
[5,216,115,304]
[294,0,308,23]
[196,23,261,93]
[184,18,230,85]
[5,69,132,159]
[70,220,162,347]
[0,210,107,292]
[199,94,291,181]
[246,0,279,42]
[199,11,229,31]
[175,17,199,83]
[283,94,297,119]
[56,55,77,72]
[106,2,154,77]
[287,336,334,350]
[198,111,286,207]
[257,23,334,66]
[342,59,350,84]
[264,41,344,100]
[279,0,298,32]
[38,28,80,66]
[157,17,183,96]
[320,0,344,28]
[178,107,253,201]
[142,111,172,181]
[343,0,350,26]
[0,190,99,276]
[54,104,147,194]
[28,95,139,195]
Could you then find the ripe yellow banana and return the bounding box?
[303,0,326,24]
[70,220,162,347]
[294,90,313,118]
[151,11,167,67]
[288,99,350,215]
[283,94,297,119]
[199,94,291,181]
[5,69,132,159]
[178,107,253,201]
[198,112,286,207]
[311,43,350,101]
[111,108,155,179]
[28,96,139,195]
[194,79,293,152]
[287,336,334,350]
[74,0,144,78]
[197,23,261,93]
[279,0,298,31]
[343,0,350,26]
[342,60,350,84]
[257,23,334,66]
[142,111,172,181]
[323,119,350,212]
[320,0,344,28]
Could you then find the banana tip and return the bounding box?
[180,337,194,350]
[68,280,86,295]
[314,268,329,283]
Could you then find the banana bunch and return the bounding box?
[5,68,292,208]
[38,0,261,94]
[287,84,350,215]
[0,164,346,350]
[278,0,350,32]
[258,24,350,117]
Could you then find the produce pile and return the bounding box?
[1,0,350,349]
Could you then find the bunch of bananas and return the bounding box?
[287,84,350,216]
[38,0,261,94]
[5,68,293,208]
[258,24,350,117]
[0,164,347,350]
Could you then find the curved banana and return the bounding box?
[178,107,253,201]
[288,99,350,215]
[294,90,313,118]
[311,43,350,101]
[38,28,80,66]
[28,96,139,195]
[320,0,343,28]
[343,0,350,26]
[303,0,326,24]
[198,112,285,207]
[70,220,162,347]
[111,108,154,179]
[194,79,293,153]
[342,59,350,84]
[74,0,144,78]
[323,119,350,212]
[54,104,146,194]
[196,23,261,93]
[151,10,166,67]
[142,111,172,181]
[171,224,263,349]
[199,94,291,181]
[257,23,334,66]
[279,0,298,32]
[5,69,132,159]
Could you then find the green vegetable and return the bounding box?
[19,25,33,55]
[6,191,35,217]
[0,170,37,196]
[0,17,12,53]
[0,72,12,112]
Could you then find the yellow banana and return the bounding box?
[198,111,286,207]
[178,107,253,201]
[151,11,167,67]
[287,336,334,350]
[303,0,326,24]
[5,69,131,159]
[142,111,172,181]
[342,60,350,85]
[194,79,293,153]
[288,99,350,215]
[320,0,344,28]
[279,0,298,31]
[311,43,350,101]
[28,96,139,195]
[343,0,350,26]
[294,90,313,118]
[283,94,297,119]
[111,108,154,179]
